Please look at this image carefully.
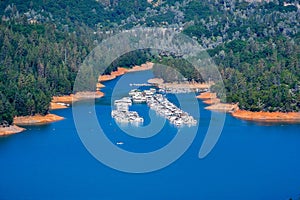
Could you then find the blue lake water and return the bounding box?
[1,70,300,199]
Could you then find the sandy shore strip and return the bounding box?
[232,110,300,122]
[0,125,25,136]
[14,114,64,126]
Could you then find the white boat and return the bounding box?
[129,89,140,96]
[174,119,183,126]
[57,102,70,107]
[132,96,146,103]
[114,97,132,106]
[134,117,144,123]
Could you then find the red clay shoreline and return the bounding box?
[232,110,300,122]
[98,62,154,82]
[51,91,105,105]
[197,92,300,123]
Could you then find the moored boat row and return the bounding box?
[111,110,144,124]
[112,96,144,124]
[146,93,197,127]
[111,88,197,127]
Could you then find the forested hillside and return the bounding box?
[0,0,299,125]
[181,0,300,112]
[210,35,300,112]
[0,21,94,125]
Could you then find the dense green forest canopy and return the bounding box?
[0,0,299,125]
[0,0,150,29]
[210,35,300,112]
[153,57,204,83]
[0,21,93,125]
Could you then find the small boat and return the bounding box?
[129,89,140,96]
[116,142,124,145]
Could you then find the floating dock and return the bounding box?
[111,88,197,127]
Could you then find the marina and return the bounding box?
[111,88,197,127]
[146,93,197,127]
[111,97,144,124]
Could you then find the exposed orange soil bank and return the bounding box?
[111,67,128,76]
[14,114,64,126]
[49,102,68,110]
[96,83,105,90]
[5,91,105,135]
[52,95,76,104]
[98,67,129,82]
[205,103,239,113]
[51,91,104,105]
[98,74,117,82]
[197,92,300,122]
[2,63,152,135]
[98,62,154,82]
[127,62,154,72]
[197,92,217,100]
[0,125,25,136]
[196,92,237,112]
[232,110,300,122]
[203,98,221,105]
